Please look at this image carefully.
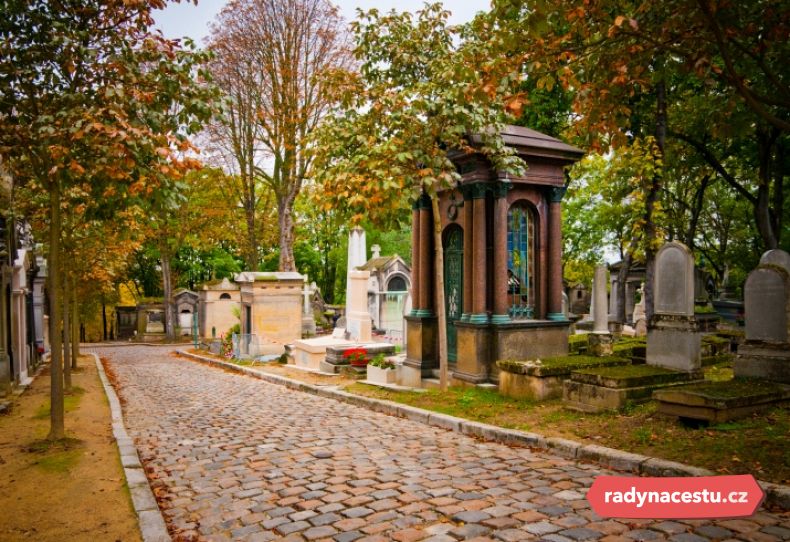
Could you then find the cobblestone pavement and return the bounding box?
[94,346,790,542]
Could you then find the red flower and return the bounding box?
[343,347,368,366]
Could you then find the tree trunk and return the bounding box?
[685,176,711,250]
[644,79,668,321]
[102,298,107,341]
[244,204,258,271]
[615,252,632,324]
[47,180,65,441]
[755,127,780,250]
[430,195,448,391]
[63,282,71,391]
[71,276,79,367]
[277,193,297,272]
[161,252,175,340]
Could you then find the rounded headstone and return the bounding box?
[759,249,790,275]
[744,266,788,343]
[654,241,695,317]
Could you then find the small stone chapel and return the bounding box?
[403,125,585,387]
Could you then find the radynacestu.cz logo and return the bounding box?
[586,475,764,518]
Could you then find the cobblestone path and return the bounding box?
[94,346,790,542]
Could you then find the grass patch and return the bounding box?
[675,379,787,399]
[345,380,790,483]
[25,437,83,474]
[33,387,85,419]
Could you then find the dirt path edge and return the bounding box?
[92,353,171,542]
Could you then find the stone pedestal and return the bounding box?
[734,345,790,384]
[588,332,614,356]
[454,322,491,384]
[403,315,437,386]
[646,316,702,372]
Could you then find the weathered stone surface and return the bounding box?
[654,242,695,317]
[743,267,789,344]
[759,249,790,274]
[593,267,609,333]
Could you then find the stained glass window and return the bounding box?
[507,204,536,319]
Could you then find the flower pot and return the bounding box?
[367,365,397,385]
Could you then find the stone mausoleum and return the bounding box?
[403,126,584,386]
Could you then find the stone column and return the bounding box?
[547,187,566,320]
[347,270,372,342]
[492,181,511,324]
[418,194,433,316]
[461,187,473,322]
[470,184,488,324]
[589,265,613,355]
[410,201,421,316]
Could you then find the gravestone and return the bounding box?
[654,243,695,316]
[734,255,790,384]
[588,266,613,356]
[646,242,702,371]
[760,249,790,274]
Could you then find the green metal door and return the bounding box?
[444,227,463,364]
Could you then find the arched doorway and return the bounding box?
[443,226,463,364]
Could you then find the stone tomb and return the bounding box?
[199,278,240,339]
[174,289,199,336]
[237,272,303,345]
[404,125,584,387]
[564,242,704,412]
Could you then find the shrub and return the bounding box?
[368,353,395,370]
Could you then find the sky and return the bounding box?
[153,1,492,43]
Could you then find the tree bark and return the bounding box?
[161,252,175,340]
[71,275,79,366]
[277,192,297,272]
[102,297,107,341]
[63,282,71,391]
[615,252,632,324]
[644,79,667,321]
[685,176,711,250]
[47,179,65,441]
[244,204,258,271]
[430,195,448,391]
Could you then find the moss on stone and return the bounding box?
[578,364,678,379]
[673,379,787,399]
[497,355,629,377]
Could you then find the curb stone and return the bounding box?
[93,353,171,542]
[176,350,789,511]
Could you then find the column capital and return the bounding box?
[413,193,432,210]
[492,180,512,199]
[548,186,567,203]
[469,183,488,200]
